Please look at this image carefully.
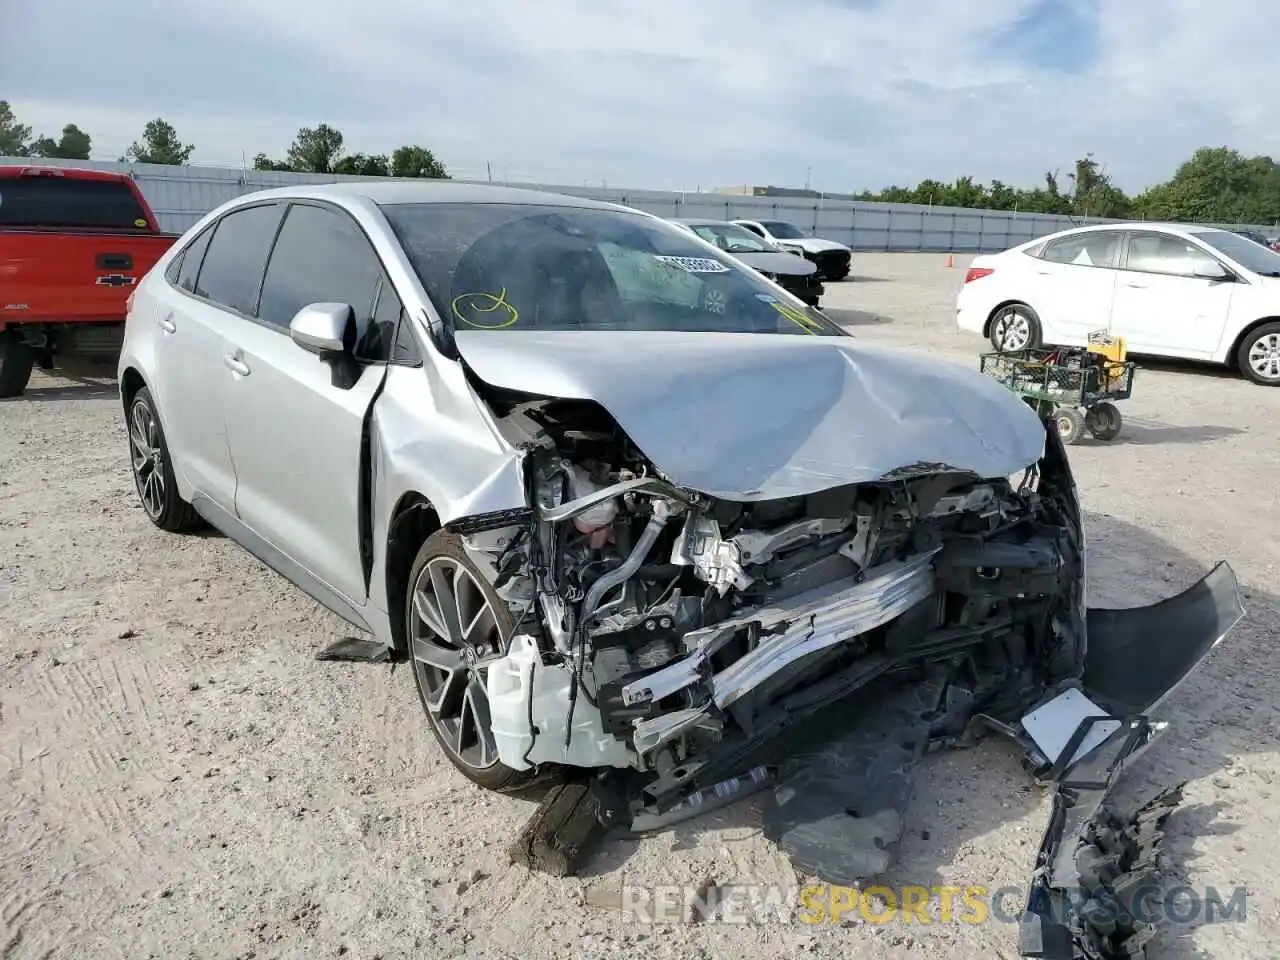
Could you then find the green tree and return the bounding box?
[123,118,195,165]
[333,153,390,176]
[1133,147,1280,225]
[1067,153,1129,218]
[0,101,32,155]
[29,123,92,160]
[285,123,345,174]
[391,145,449,179]
[251,152,293,172]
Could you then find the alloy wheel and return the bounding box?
[1247,332,1280,382]
[128,399,166,519]
[409,557,506,770]
[993,309,1032,351]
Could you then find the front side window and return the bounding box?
[1125,232,1222,278]
[380,203,843,337]
[689,222,777,254]
[195,203,284,315]
[257,203,381,332]
[759,220,807,240]
[1037,231,1121,268]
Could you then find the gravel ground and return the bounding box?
[3,252,1279,959]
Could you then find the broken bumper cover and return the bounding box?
[620,550,939,752]
[1018,560,1245,959]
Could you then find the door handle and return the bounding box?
[159,314,176,333]
[1124,282,1147,289]
[223,353,251,376]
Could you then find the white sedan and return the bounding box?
[956,223,1280,385]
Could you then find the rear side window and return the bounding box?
[195,203,284,315]
[0,175,151,229]
[1038,232,1121,268]
[257,203,381,332]
[176,225,215,294]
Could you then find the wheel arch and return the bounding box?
[120,365,148,410]
[983,299,1034,337]
[384,492,441,653]
[1225,316,1280,369]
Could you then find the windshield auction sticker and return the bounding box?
[653,255,729,273]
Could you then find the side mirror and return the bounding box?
[289,302,363,389]
[290,302,354,355]
[1193,262,1234,283]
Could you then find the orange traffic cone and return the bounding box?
[945,253,955,268]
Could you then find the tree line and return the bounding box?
[4,99,1278,223]
[856,149,1280,226]
[0,102,449,179]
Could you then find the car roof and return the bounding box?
[0,164,134,183]
[229,179,630,213]
[1037,221,1232,241]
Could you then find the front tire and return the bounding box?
[989,303,1042,353]
[0,332,34,399]
[1237,322,1280,386]
[127,386,202,532]
[406,530,544,792]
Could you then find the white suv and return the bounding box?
[956,223,1280,385]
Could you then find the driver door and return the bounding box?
[221,201,390,607]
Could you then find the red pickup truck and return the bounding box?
[0,165,179,397]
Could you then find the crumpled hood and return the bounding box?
[729,250,817,277]
[455,330,1046,500]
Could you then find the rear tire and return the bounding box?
[1085,402,1123,441]
[1236,321,1280,386]
[988,303,1042,353]
[0,332,34,399]
[127,386,203,532]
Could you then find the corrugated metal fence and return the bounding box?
[2,156,1272,252]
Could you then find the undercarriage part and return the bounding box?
[507,775,611,877]
[313,637,392,662]
[1019,786,1185,960]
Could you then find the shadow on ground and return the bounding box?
[1091,417,1245,447]
[539,514,1275,954]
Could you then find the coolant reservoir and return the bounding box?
[568,465,618,533]
[486,634,633,771]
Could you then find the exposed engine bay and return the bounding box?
[459,391,1085,812]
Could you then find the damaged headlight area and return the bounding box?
[464,394,1086,799]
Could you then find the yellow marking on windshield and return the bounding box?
[770,300,824,335]
[452,288,519,329]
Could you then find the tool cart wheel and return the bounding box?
[1053,406,1086,445]
[1085,401,1123,441]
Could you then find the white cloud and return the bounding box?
[3,0,1279,192]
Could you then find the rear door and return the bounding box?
[1109,231,1236,356]
[221,201,390,606]
[152,202,285,511]
[1026,231,1123,345]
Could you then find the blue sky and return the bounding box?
[2,0,1276,193]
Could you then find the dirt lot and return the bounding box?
[3,252,1279,959]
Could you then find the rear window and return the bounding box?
[0,175,152,230]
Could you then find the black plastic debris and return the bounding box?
[314,637,392,662]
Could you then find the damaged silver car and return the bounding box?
[120,183,1243,960]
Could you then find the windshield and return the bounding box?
[1193,230,1280,277]
[760,220,807,240]
[687,222,778,254]
[381,203,844,336]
